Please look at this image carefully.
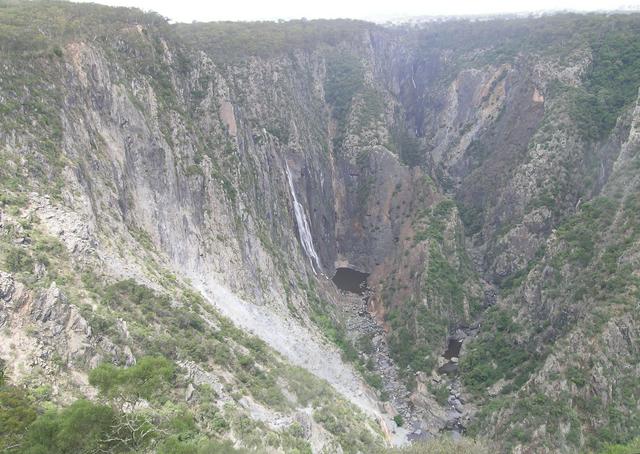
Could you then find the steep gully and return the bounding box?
[287,189,469,439]
[329,262,471,439]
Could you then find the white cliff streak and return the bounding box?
[285,163,322,272]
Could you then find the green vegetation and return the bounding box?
[0,217,72,290]
[571,22,640,141]
[4,246,34,274]
[390,124,422,167]
[413,13,639,67]
[414,14,640,142]
[380,435,491,453]
[498,393,576,448]
[324,50,365,152]
[0,191,27,208]
[498,245,546,293]
[22,400,121,454]
[352,88,387,137]
[0,359,247,453]
[393,414,404,427]
[457,203,484,236]
[175,19,374,63]
[468,196,636,393]
[0,205,382,453]
[385,198,481,385]
[471,374,639,452]
[0,382,37,451]
[460,307,540,397]
[386,297,445,382]
[0,0,183,199]
[0,0,168,55]
[89,279,284,410]
[89,356,176,404]
[543,195,639,331]
[601,437,640,454]
[464,191,640,451]
[566,366,587,388]
[428,382,450,406]
[313,400,381,453]
[554,197,617,266]
[157,438,250,454]
[0,345,379,454]
[325,50,364,122]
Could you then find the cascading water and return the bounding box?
[285,163,322,273]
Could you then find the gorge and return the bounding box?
[0,2,639,453]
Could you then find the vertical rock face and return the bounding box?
[1,5,640,452]
[285,162,322,272]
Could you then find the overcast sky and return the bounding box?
[73,0,636,22]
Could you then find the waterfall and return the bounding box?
[285,163,322,273]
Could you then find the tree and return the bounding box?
[0,385,37,451]
[22,400,116,454]
[89,356,175,407]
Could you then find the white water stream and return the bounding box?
[285,163,321,272]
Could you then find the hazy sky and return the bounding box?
[74,0,634,22]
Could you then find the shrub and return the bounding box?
[567,366,588,388]
[428,382,450,406]
[381,435,491,453]
[4,246,33,273]
[21,400,116,454]
[89,356,175,404]
[0,385,37,451]
[460,308,539,396]
[157,437,250,454]
[600,437,640,454]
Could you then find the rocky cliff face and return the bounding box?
[1,3,639,453]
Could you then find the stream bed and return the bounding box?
[439,336,467,435]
